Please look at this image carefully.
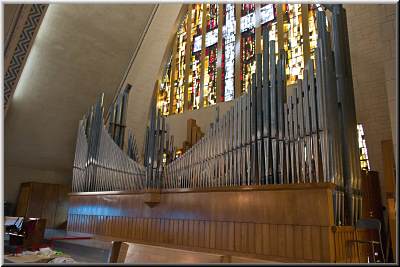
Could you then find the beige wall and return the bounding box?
[345,4,396,198]
[122,4,184,162]
[4,164,71,207]
[4,4,156,209]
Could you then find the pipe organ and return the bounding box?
[70,6,366,261]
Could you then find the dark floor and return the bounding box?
[52,240,109,263]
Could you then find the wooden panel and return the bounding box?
[262,224,270,255]
[311,226,321,261]
[285,224,294,259]
[120,242,228,263]
[15,183,31,217]
[303,226,313,261]
[15,182,69,229]
[67,184,337,262]
[270,224,278,256]
[332,226,373,263]
[277,224,285,257]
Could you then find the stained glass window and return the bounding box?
[261,4,278,64]
[222,4,236,102]
[203,4,218,107]
[171,14,188,114]
[188,4,203,111]
[357,124,370,171]
[240,4,256,94]
[308,5,318,61]
[158,57,172,115]
[283,4,304,85]
[158,4,319,116]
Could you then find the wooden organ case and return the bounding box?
[68,5,379,263]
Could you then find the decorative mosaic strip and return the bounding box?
[4,4,47,111]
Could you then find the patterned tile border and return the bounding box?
[4,4,48,113]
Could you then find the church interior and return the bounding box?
[3,3,397,264]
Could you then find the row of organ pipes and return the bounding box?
[72,6,361,226]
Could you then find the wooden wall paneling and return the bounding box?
[211,222,221,249]
[228,222,235,251]
[302,226,313,261]
[15,183,31,217]
[169,219,175,244]
[311,226,321,261]
[222,221,229,250]
[215,221,222,249]
[294,225,303,260]
[254,223,262,255]
[174,219,179,245]
[182,219,189,246]
[156,218,162,243]
[134,218,140,241]
[262,224,270,256]
[381,140,396,261]
[148,218,154,242]
[204,220,210,249]
[248,222,256,254]
[270,224,278,256]
[285,224,294,259]
[240,222,248,253]
[129,217,135,240]
[198,220,205,248]
[188,220,194,247]
[67,184,338,262]
[26,182,46,218]
[320,227,331,262]
[54,185,69,229]
[234,222,241,252]
[277,224,285,257]
[179,219,184,245]
[194,220,201,247]
[163,219,169,244]
[145,218,150,241]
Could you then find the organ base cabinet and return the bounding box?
[67,183,372,263]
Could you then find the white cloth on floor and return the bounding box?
[48,257,77,264]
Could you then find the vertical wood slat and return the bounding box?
[311,226,321,261]
[294,225,303,260]
[255,223,263,255]
[234,222,241,252]
[67,214,349,263]
[270,224,278,256]
[278,224,285,257]
[262,224,270,256]
[303,226,313,260]
[286,224,294,259]
[198,220,204,248]
[248,223,256,254]
[204,221,210,249]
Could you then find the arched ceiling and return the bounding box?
[4,4,156,171]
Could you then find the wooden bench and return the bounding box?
[108,241,277,263]
[108,241,230,263]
